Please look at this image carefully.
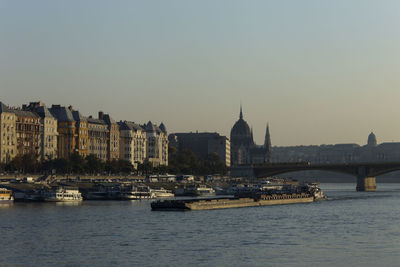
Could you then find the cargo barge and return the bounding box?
[151,183,326,211]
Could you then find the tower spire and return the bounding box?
[239,104,243,119]
[264,122,272,163]
[251,126,254,144]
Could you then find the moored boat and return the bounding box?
[0,188,14,203]
[121,184,153,200]
[174,185,216,197]
[151,188,174,198]
[44,187,83,202]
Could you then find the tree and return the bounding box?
[70,152,85,174]
[137,161,153,175]
[85,154,104,174]
[117,159,133,174]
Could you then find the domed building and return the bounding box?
[367,132,377,147]
[230,106,271,165]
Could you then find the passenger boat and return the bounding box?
[44,187,83,202]
[174,185,216,197]
[121,184,153,200]
[151,188,174,198]
[0,188,14,203]
[82,184,121,200]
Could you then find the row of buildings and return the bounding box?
[3,100,396,172]
[0,101,168,167]
[271,132,400,164]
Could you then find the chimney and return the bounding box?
[98,111,104,120]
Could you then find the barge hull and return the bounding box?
[186,197,314,210]
[151,196,315,211]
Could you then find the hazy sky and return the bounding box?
[1,1,400,146]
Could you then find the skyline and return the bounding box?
[2,1,400,146]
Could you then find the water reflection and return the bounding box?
[55,201,82,207]
[0,203,13,209]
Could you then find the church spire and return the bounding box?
[264,122,272,163]
[251,126,254,144]
[239,104,243,119]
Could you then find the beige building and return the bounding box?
[72,109,89,158]
[23,102,58,161]
[0,102,17,163]
[49,105,77,159]
[12,109,41,159]
[118,121,147,168]
[99,112,119,161]
[88,116,109,161]
[143,121,168,167]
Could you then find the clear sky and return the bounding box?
[1,0,400,146]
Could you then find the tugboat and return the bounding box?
[305,182,327,200]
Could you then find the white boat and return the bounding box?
[121,184,153,200]
[195,185,216,196]
[175,185,216,196]
[151,188,174,198]
[45,188,83,202]
[0,188,14,202]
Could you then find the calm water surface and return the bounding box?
[1,183,400,267]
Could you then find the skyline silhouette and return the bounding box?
[2,1,400,146]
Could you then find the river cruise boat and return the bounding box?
[174,185,216,197]
[82,184,122,200]
[121,184,153,200]
[44,187,83,202]
[151,188,174,198]
[0,188,14,203]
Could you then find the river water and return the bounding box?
[1,183,400,267]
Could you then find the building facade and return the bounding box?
[143,121,168,167]
[72,109,89,157]
[49,105,77,159]
[118,121,147,168]
[169,132,231,167]
[12,109,41,159]
[87,116,109,161]
[100,112,119,161]
[0,102,17,163]
[23,102,58,161]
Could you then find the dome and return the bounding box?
[367,132,377,147]
[231,118,251,137]
[230,106,251,138]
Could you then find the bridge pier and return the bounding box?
[356,166,376,191]
[356,176,376,191]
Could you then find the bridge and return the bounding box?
[237,162,400,191]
